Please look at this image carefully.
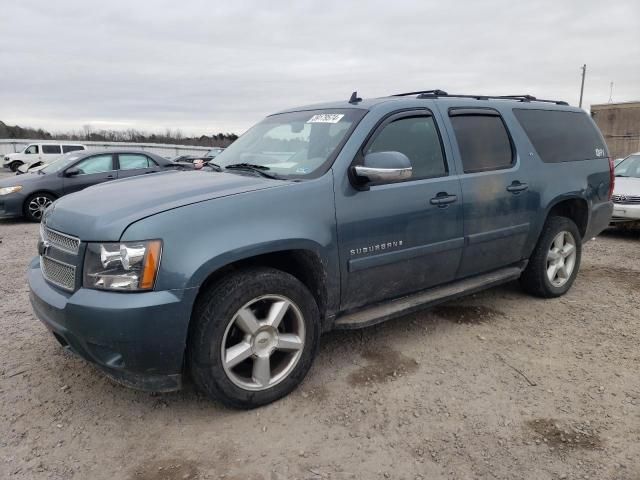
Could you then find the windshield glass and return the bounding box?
[214,109,365,178]
[41,153,84,174]
[614,155,640,178]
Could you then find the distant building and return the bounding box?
[591,101,640,159]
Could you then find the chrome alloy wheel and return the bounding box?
[28,196,53,220]
[221,295,305,391]
[546,231,577,287]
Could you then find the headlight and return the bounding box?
[83,240,162,291]
[0,185,22,195]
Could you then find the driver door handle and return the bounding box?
[430,193,458,207]
[506,181,528,193]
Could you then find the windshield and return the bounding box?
[41,153,84,174]
[214,109,365,178]
[614,154,640,178]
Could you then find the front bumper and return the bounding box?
[0,193,26,218]
[28,257,197,392]
[611,203,640,222]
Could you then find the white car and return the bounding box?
[2,143,86,172]
[611,152,640,223]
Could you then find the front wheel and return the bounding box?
[9,161,23,172]
[24,193,56,222]
[188,268,320,409]
[520,216,582,298]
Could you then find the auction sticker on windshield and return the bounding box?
[307,114,344,124]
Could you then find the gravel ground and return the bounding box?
[1,168,639,480]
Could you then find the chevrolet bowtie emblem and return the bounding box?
[38,240,51,257]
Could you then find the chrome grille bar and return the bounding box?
[612,194,640,205]
[41,225,80,254]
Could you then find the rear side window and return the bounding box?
[119,154,153,170]
[42,145,62,154]
[449,112,513,173]
[62,145,84,153]
[366,115,447,179]
[513,109,606,163]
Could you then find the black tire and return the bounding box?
[188,267,320,409]
[9,161,22,172]
[23,192,56,222]
[520,216,582,298]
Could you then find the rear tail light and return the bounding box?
[608,157,615,200]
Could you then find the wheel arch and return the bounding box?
[189,246,333,329]
[544,196,589,238]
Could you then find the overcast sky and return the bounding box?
[1,0,639,136]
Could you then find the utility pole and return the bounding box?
[608,82,614,103]
[578,64,586,108]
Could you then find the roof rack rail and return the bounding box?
[392,90,568,106]
[392,89,448,97]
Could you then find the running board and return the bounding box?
[333,266,522,330]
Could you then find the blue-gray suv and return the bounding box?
[28,90,614,408]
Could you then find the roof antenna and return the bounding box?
[349,91,362,104]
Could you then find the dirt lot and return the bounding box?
[1,171,639,479]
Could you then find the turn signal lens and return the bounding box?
[140,241,162,290]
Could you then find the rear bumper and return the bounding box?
[585,201,613,238]
[28,257,197,392]
[611,203,640,222]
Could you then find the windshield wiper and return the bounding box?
[224,163,282,180]
[206,162,223,172]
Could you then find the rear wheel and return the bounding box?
[188,268,320,409]
[24,193,56,222]
[520,216,582,298]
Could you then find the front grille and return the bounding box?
[612,194,640,205]
[41,225,80,254]
[40,256,76,291]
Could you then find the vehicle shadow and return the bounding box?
[600,225,640,240]
[35,281,519,414]
[0,217,30,225]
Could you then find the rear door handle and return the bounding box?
[106,174,115,179]
[506,182,528,193]
[430,193,458,207]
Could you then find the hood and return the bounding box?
[614,176,640,195]
[0,171,50,187]
[44,170,286,241]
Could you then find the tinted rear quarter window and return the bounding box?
[513,109,606,163]
[42,145,61,154]
[449,112,513,173]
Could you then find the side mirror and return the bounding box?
[353,151,412,185]
[65,168,80,177]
